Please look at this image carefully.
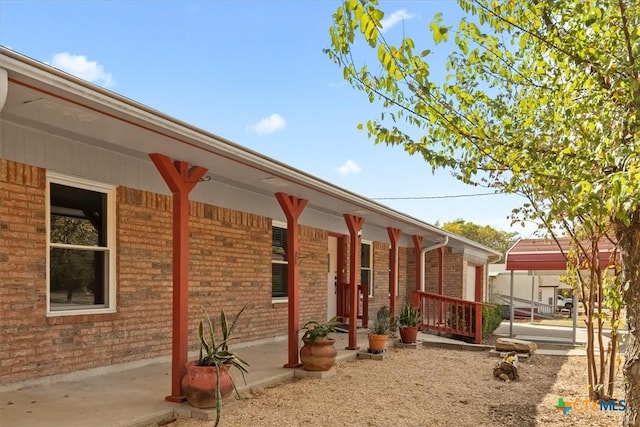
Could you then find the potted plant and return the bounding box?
[299,316,339,371]
[181,305,249,427]
[368,306,391,354]
[398,302,421,344]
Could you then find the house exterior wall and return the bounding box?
[0,159,329,385]
[367,241,391,317]
[1,154,491,385]
[397,247,411,310]
[443,251,464,298]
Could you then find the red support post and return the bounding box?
[343,214,364,350]
[275,192,308,368]
[438,247,445,325]
[387,227,401,319]
[474,265,484,344]
[149,153,207,403]
[412,235,423,292]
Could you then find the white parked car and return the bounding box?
[557,295,573,310]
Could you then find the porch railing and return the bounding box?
[413,290,486,344]
[338,283,368,328]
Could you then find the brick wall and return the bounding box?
[0,159,329,385]
[397,247,411,311]
[367,241,391,319]
[444,251,464,298]
[0,160,48,383]
[297,226,328,325]
[424,250,440,293]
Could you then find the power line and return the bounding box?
[372,192,500,200]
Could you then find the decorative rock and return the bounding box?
[495,337,537,353]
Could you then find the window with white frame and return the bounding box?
[361,240,373,297]
[47,173,115,314]
[271,224,288,299]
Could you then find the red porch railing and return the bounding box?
[413,290,486,344]
[338,283,369,328]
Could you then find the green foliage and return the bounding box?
[482,304,503,339]
[196,305,249,427]
[302,316,339,342]
[327,1,639,413]
[371,305,392,335]
[326,0,639,234]
[50,215,100,297]
[441,219,519,259]
[398,302,420,327]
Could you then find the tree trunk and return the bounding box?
[616,214,640,427]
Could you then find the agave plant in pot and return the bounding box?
[299,316,339,371]
[181,305,249,426]
[398,302,421,344]
[368,306,392,354]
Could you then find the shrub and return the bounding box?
[482,304,503,338]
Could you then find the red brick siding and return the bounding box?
[397,247,411,311]
[297,226,329,325]
[424,250,440,293]
[444,251,464,298]
[367,241,391,319]
[0,160,48,383]
[0,159,330,384]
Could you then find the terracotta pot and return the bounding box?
[181,361,234,408]
[399,326,419,344]
[368,333,388,354]
[299,337,337,371]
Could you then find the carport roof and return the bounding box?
[505,237,617,271]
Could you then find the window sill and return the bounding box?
[271,298,288,306]
[46,310,120,325]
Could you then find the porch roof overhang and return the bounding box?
[0,47,500,257]
[505,237,617,271]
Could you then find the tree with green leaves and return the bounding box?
[326,1,639,423]
[440,219,518,259]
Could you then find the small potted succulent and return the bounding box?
[368,306,392,354]
[398,302,421,344]
[299,316,339,371]
[181,305,249,427]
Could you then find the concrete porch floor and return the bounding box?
[0,325,589,427]
[0,331,373,427]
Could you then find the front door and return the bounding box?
[466,265,476,301]
[327,236,338,320]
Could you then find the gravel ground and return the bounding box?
[155,344,625,427]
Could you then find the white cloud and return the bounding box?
[250,113,286,134]
[51,53,115,87]
[337,159,362,176]
[380,9,415,33]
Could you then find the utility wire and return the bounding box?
[372,192,499,200]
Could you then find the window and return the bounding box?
[47,173,115,315]
[361,241,373,297]
[271,224,288,300]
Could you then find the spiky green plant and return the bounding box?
[196,304,249,427]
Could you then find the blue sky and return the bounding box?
[0,0,537,237]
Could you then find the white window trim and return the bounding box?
[46,172,116,316]
[361,240,373,297]
[271,221,288,304]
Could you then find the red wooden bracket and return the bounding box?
[275,192,308,368]
[343,214,364,350]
